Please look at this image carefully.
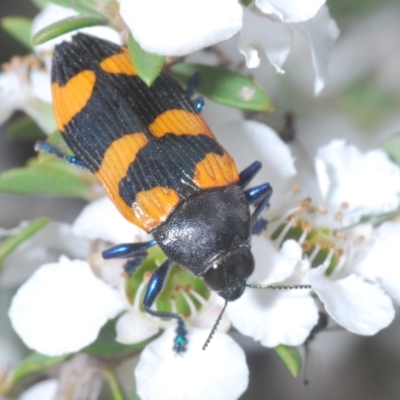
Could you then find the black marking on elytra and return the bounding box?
[119,134,224,207]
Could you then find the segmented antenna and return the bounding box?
[202,300,228,350]
[246,283,311,289]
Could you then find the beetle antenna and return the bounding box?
[246,283,311,289]
[202,300,228,350]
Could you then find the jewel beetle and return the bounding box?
[37,33,273,353]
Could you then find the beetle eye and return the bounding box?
[203,247,254,301]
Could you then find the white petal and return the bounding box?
[228,282,318,347]
[356,221,400,305]
[250,237,299,284]
[135,328,248,400]
[9,257,124,355]
[290,5,340,94]
[120,0,242,56]
[116,312,159,344]
[308,265,395,335]
[214,120,297,208]
[256,0,325,23]
[72,197,152,244]
[239,8,292,71]
[0,70,32,124]
[20,379,58,400]
[315,140,400,225]
[30,69,52,103]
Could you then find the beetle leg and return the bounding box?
[186,72,204,112]
[252,218,268,235]
[144,259,187,353]
[244,183,273,225]
[239,161,262,188]
[123,252,148,275]
[35,141,87,170]
[102,240,157,259]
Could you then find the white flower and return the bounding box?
[19,380,58,400]
[9,256,124,356]
[119,0,338,93]
[0,56,55,133]
[215,119,398,343]
[135,327,248,400]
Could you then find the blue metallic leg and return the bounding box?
[186,72,204,112]
[144,259,187,353]
[239,161,262,189]
[102,240,157,275]
[102,240,157,259]
[245,183,273,228]
[35,141,87,169]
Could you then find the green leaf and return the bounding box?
[9,352,69,387]
[103,368,126,400]
[274,345,302,378]
[170,63,273,111]
[32,14,107,46]
[1,17,33,49]
[128,33,165,87]
[0,218,48,265]
[381,134,400,165]
[6,116,46,141]
[0,158,92,199]
[83,318,159,356]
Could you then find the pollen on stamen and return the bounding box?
[317,204,327,214]
[292,182,301,193]
[340,202,349,210]
[143,271,152,283]
[302,241,312,252]
[355,235,366,244]
[335,211,343,222]
[299,197,312,211]
[333,229,347,241]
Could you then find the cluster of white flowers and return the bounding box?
[2,1,400,399]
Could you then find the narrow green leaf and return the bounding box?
[103,368,126,400]
[6,116,46,141]
[9,352,69,387]
[83,319,159,356]
[170,63,273,111]
[32,14,107,46]
[1,17,33,49]
[274,345,302,378]
[0,158,91,199]
[128,33,165,86]
[0,218,48,264]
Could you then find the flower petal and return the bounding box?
[214,120,297,210]
[20,379,58,400]
[239,8,292,71]
[256,0,325,23]
[228,281,318,347]
[315,140,400,225]
[135,327,248,400]
[356,221,400,305]
[119,0,242,56]
[290,5,340,94]
[308,265,395,335]
[9,257,124,355]
[116,312,159,344]
[72,197,152,244]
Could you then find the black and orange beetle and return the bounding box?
[37,33,272,352]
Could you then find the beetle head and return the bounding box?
[203,246,254,301]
